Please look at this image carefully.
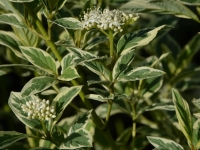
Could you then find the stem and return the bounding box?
[103,100,113,129]
[24,4,118,149]
[108,30,114,57]
[24,3,62,62]
[71,80,118,150]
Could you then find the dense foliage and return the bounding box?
[0,0,200,150]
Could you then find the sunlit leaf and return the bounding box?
[20,46,58,75]
[121,0,200,22]
[8,92,43,131]
[147,136,184,150]
[52,86,82,123]
[67,47,111,80]
[172,88,193,146]
[113,49,136,81]
[13,27,38,47]
[60,111,92,149]
[58,66,80,81]
[192,119,200,148]
[178,0,200,6]
[0,14,25,28]
[117,25,167,54]
[118,66,164,81]
[85,94,113,102]
[51,17,82,30]
[0,31,25,59]
[21,76,57,97]
[61,53,79,74]
[9,0,34,2]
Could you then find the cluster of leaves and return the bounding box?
[0,0,200,150]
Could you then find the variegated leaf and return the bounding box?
[67,47,111,80]
[9,0,34,2]
[51,18,82,30]
[0,31,25,59]
[117,25,167,54]
[118,66,164,81]
[0,131,32,149]
[85,94,114,102]
[147,136,184,150]
[13,27,38,47]
[0,14,25,28]
[172,88,193,146]
[60,111,92,149]
[8,92,43,131]
[21,76,57,97]
[61,53,79,74]
[52,86,82,124]
[20,46,58,75]
[58,66,80,81]
[112,49,136,81]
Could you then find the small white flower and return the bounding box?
[81,7,139,32]
[21,97,56,122]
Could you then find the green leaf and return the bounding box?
[0,64,51,76]
[87,80,110,86]
[51,17,82,30]
[96,103,125,118]
[61,130,92,149]
[60,111,92,149]
[83,36,108,50]
[139,76,163,98]
[61,53,79,73]
[179,0,200,6]
[113,49,136,81]
[58,66,80,81]
[0,0,22,17]
[21,76,57,97]
[121,0,200,22]
[0,14,25,28]
[0,131,31,149]
[30,148,52,150]
[52,86,82,123]
[67,47,96,60]
[20,46,58,75]
[8,92,43,131]
[0,31,25,59]
[13,27,38,47]
[0,68,11,76]
[192,119,200,148]
[85,94,114,102]
[118,66,164,82]
[145,103,175,111]
[117,25,167,54]
[57,0,68,10]
[9,0,34,2]
[67,47,111,80]
[175,34,200,75]
[147,136,184,150]
[172,88,193,146]
[59,54,80,81]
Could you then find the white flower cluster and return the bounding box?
[21,97,56,121]
[81,7,139,32]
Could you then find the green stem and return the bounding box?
[108,30,114,57]
[24,3,62,62]
[24,4,117,149]
[103,100,113,129]
[71,80,118,150]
